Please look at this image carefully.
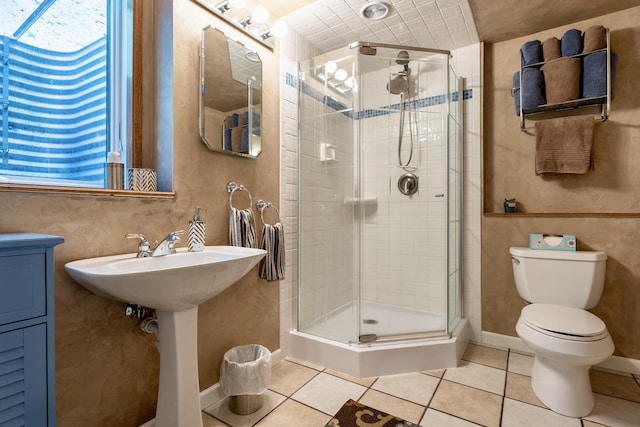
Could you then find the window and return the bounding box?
[0,0,131,188]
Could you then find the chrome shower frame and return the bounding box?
[296,40,464,347]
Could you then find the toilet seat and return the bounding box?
[521,303,609,342]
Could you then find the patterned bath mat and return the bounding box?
[326,399,417,426]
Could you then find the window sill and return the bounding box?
[0,183,175,199]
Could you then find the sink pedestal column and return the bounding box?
[155,307,203,427]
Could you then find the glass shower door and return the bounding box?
[297,49,360,345]
[296,43,464,346]
[355,44,452,343]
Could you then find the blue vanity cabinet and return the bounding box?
[0,234,64,427]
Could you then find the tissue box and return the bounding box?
[529,234,576,251]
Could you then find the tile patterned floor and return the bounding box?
[202,343,640,426]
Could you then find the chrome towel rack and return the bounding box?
[227,181,253,210]
[256,199,281,225]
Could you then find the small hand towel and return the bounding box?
[541,57,580,104]
[583,25,606,53]
[229,207,256,248]
[259,223,285,281]
[542,37,561,61]
[521,40,542,65]
[561,29,583,56]
[535,115,594,175]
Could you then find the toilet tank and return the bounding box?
[509,247,607,309]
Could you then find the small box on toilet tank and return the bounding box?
[529,234,576,251]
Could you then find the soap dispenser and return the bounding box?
[188,206,206,252]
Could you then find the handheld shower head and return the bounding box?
[387,75,409,95]
[387,51,413,95]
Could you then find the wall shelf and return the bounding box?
[484,212,640,218]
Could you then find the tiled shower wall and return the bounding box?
[279,34,482,356]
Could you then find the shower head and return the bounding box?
[396,50,410,66]
[387,75,408,95]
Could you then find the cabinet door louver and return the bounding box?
[0,326,47,427]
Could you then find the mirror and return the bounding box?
[200,26,262,158]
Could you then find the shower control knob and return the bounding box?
[397,173,418,196]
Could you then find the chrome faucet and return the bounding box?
[126,230,184,257]
[150,230,184,257]
[126,233,152,257]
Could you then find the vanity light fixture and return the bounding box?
[196,0,284,49]
[260,19,288,40]
[334,68,348,81]
[252,6,269,24]
[344,76,355,89]
[316,61,353,94]
[360,1,391,20]
[215,0,246,14]
[240,5,269,28]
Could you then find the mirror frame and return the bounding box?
[199,25,262,158]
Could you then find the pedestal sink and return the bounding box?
[65,246,266,427]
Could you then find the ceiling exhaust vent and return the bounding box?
[360,2,391,21]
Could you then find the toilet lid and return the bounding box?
[521,304,609,341]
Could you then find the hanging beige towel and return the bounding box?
[583,25,606,53]
[541,57,581,104]
[542,37,561,61]
[535,115,594,175]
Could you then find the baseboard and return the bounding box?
[480,331,640,375]
[479,331,531,353]
[139,348,283,427]
[270,348,284,365]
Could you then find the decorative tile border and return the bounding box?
[287,72,472,119]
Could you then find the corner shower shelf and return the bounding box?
[343,196,378,205]
[320,143,339,163]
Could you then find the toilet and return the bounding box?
[510,247,614,418]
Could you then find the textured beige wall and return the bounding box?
[0,0,280,425]
[482,8,640,358]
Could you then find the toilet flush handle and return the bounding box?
[511,256,520,265]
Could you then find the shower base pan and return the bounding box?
[289,318,471,378]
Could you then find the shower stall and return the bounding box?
[290,42,470,377]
